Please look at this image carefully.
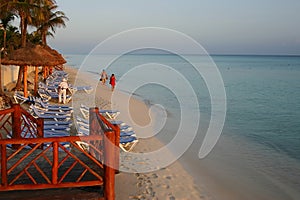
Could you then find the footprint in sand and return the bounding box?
[161,184,170,189]
[169,196,176,200]
[146,186,155,196]
[151,173,158,179]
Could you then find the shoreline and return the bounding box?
[66,65,300,200]
[65,66,208,199]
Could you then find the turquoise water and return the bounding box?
[66,54,300,199]
[217,56,300,160]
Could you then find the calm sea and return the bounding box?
[66,54,300,200]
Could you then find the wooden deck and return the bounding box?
[0,187,104,200]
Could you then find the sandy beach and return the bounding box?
[65,66,209,199]
[0,66,208,200]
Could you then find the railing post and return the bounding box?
[104,131,115,200]
[52,141,58,185]
[89,107,99,136]
[36,118,44,137]
[89,107,99,158]
[112,124,120,173]
[12,104,21,149]
[37,118,44,138]
[90,107,116,199]
[1,144,8,188]
[36,118,44,149]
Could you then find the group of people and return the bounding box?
[100,69,115,91]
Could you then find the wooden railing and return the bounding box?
[0,136,104,190]
[90,107,120,173]
[0,105,120,200]
[0,104,43,141]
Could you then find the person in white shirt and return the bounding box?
[100,69,108,85]
[58,78,69,104]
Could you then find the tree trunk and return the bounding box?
[15,66,24,90]
[42,31,47,46]
[3,30,7,49]
[20,12,27,48]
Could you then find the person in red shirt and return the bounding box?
[109,74,116,91]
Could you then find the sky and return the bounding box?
[48,0,300,55]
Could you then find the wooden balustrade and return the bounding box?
[0,105,119,200]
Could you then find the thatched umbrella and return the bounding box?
[1,44,66,97]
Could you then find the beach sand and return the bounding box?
[0,67,210,200]
[67,66,211,200]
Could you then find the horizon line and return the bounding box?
[61,52,300,57]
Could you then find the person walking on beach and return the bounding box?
[109,74,116,91]
[58,78,69,104]
[100,69,108,85]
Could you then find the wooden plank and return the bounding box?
[0,181,103,191]
[0,135,103,145]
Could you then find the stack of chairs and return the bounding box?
[69,85,93,94]
[38,70,72,102]
[38,70,93,101]
[76,104,138,152]
[29,105,72,151]
[14,70,74,136]
[29,104,73,137]
[8,94,73,150]
[14,91,50,105]
[12,69,94,149]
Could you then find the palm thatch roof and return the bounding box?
[1,44,66,66]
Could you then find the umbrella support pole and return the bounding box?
[23,65,28,98]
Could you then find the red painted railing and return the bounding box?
[0,105,119,200]
[0,104,43,141]
[0,135,104,190]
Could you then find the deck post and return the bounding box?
[1,144,8,187]
[89,107,98,158]
[52,141,58,184]
[12,104,21,149]
[112,124,120,173]
[36,118,44,138]
[104,130,116,200]
[90,107,116,199]
[36,118,44,149]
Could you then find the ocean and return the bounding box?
[66,54,300,200]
